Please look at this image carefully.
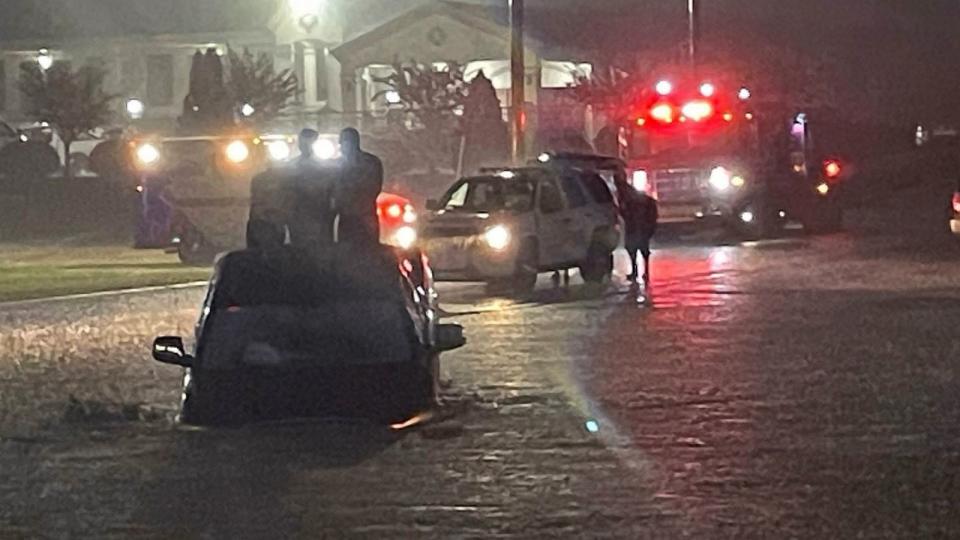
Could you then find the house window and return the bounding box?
[146,55,174,106]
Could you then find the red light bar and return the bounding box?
[650,103,675,124]
[681,100,714,122]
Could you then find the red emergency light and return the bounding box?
[681,100,714,122]
[650,103,675,124]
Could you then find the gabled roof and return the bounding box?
[332,1,522,63]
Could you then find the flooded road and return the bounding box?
[2,192,960,537]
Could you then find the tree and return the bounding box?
[180,48,233,131]
[460,71,508,174]
[372,60,469,172]
[227,46,299,124]
[18,62,115,179]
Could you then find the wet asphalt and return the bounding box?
[1,181,959,538]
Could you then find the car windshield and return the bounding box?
[440,176,535,213]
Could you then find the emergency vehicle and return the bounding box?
[622,75,845,237]
[130,132,418,265]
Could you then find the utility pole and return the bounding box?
[687,0,700,68]
[509,0,526,165]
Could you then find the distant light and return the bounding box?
[37,48,53,71]
[632,169,649,192]
[738,87,752,101]
[650,103,675,123]
[824,160,842,178]
[18,134,28,143]
[241,103,256,117]
[699,82,716,97]
[313,139,337,160]
[731,175,746,188]
[385,90,402,105]
[267,140,291,161]
[709,166,732,191]
[136,143,161,166]
[497,170,516,179]
[655,80,673,96]
[745,112,754,121]
[126,98,145,119]
[394,226,418,249]
[585,420,600,433]
[225,140,250,163]
[538,153,551,163]
[636,117,646,127]
[682,100,714,122]
[739,211,755,223]
[723,112,734,122]
[816,182,830,196]
[778,210,787,218]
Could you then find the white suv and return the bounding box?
[421,166,620,292]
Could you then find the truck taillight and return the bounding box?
[681,100,714,122]
[650,103,675,124]
[824,160,842,179]
[952,192,960,214]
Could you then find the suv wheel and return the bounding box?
[580,241,613,283]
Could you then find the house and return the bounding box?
[0,0,592,139]
[0,0,341,129]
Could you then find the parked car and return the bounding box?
[151,243,465,426]
[420,164,620,292]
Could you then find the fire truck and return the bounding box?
[622,75,845,237]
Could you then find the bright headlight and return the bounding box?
[225,140,250,163]
[483,225,511,251]
[136,143,160,166]
[394,226,417,249]
[709,166,732,191]
[267,140,291,161]
[313,139,337,160]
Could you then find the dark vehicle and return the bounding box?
[151,243,465,426]
[623,76,846,237]
[420,164,619,292]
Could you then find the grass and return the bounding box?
[0,244,212,303]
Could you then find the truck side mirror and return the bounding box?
[434,324,466,352]
[152,336,193,367]
[425,199,441,211]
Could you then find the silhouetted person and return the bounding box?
[620,187,658,285]
[335,128,383,245]
[287,129,338,248]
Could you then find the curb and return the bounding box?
[0,281,209,309]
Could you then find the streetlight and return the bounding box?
[37,48,54,71]
[126,98,145,120]
[291,0,322,32]
[241,103,256,117]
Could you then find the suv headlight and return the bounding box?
[266,140,291,161]
[483,225,511,251]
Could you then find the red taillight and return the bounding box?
[681,100,714,122]
[952,192,960,214]
[824,160,842,179]
[387,204,403,219]
[650,103,675,124]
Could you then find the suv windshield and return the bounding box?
[440,176,536,213]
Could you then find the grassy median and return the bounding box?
[0,244,212,303]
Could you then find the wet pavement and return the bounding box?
[1,183,960,538]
